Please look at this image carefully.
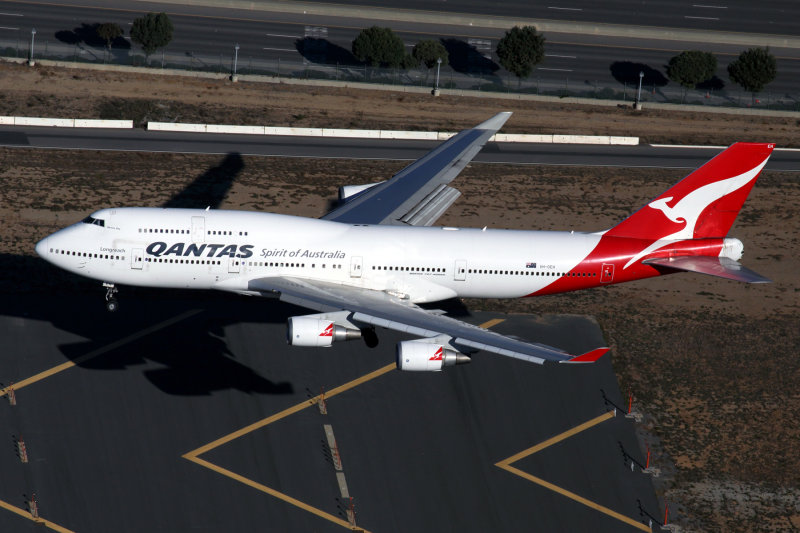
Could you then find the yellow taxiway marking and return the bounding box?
[185,317,505,531]
[0,498,75,533]
[187,455,356,530]
[184,361,397,459]
[0,310,201,397]
[478,318,505,329]
[496,410,651,532]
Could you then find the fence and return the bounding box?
[4,36,799,112]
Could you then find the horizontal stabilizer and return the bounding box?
[643,256,771,283]
[559,347,609,364]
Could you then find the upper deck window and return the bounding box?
[81,216,105,227]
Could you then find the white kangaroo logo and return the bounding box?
[623,158,768,269]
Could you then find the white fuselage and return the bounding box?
[36,207,605,302]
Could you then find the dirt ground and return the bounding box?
[1,60,800,532]
[1,60,800,147]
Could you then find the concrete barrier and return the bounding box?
[322,128,381,139]
[379,130,439,140]
[610,136,639,146]
[206,124,266,135]
[149,122,207,133]
[73,119,133,128]
[493,133,554,143]
[14,117,74,127]
[265,126,324,136]
[0,116,14,125]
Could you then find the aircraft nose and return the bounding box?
[35,237,48,258]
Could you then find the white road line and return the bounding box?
[0,12,23,16]
[262,47,296,52]
[692,4,727,8]
[537,67,573,72]
[651,143,800,152]
[265,33,300,38]
[0,26,19,30]
[545,54,576,59]
[548,6,582,10]
[685,15,720,20]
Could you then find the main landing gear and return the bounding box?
[103,282,119,312]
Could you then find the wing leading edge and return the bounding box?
[321,112,512,226]
[248,276,608,364]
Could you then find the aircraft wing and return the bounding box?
[321,112,512,226]
[248,276,608,364]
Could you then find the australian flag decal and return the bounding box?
[526,262,537,268]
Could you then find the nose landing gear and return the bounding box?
[103,282,119,312]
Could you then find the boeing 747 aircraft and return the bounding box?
[35,113,773,371]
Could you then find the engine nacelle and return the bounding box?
[287,316,362,347]
[396,341,471,371]
[338,181,386,202]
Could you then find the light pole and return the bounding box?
[432,57,442,96]
[28,28,36,66]
[636,70,644,110]
[231,43,240,82]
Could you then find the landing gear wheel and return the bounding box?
[103,283,119,313]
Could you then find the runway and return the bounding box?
[2,125,800,172]
[0,283,662,532]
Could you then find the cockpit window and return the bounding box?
[81,216,105,227]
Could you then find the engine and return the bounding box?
[396,341,471,371]
[338,181,386,202]
[287,316,362,347]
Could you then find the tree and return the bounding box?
[666,50,717,102]
[130,12,173,59]
[96,22,123,50]
[351,26,405,68]
[728,47,777,97]
[667,50,717,89]
[496,26,545,80]
[412,40,449,69]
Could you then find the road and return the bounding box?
[1,0,798,100]
[2,126,800,172]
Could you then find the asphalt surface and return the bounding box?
[0,286,661,532]
[1,1,799,97]
[2,126,800,171]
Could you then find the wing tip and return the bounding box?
[560,347,609,364]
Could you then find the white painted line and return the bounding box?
[545,54,577,59]
[651,143,800,152]
[537,67,573,72]
[0,12,23,16]
[650,144,726,149]
[265,33,300,38]
[0,26,19,30]
[262,47,296,52]
[548,6,582,10]
[684,15,720,20]
[692,4,727,8]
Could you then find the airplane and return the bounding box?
[34,112,773,371]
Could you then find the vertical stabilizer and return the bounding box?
[606,143,774,240]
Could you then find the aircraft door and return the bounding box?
[131,248,143,270]
[601,263,614,283]
[191,216,205,243]
[350,256,363,278]
[454,259,467,281]
[228,255,241,274]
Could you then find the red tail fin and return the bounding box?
[606,143,774,240]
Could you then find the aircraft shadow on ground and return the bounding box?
[163,152,244,209]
